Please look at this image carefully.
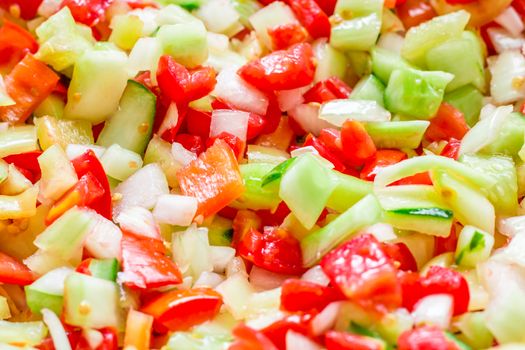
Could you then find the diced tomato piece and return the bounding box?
[268,23,308,50]
[60,0,112,27]
[285,0,331,38]
[320,234,401,311]
[75,328,118,350]
[0,0,42,19]
[185,108,212,140]
[3,150,42,183]
[445,0,476,3]
[425,103,469,142]
[303,82,339,104]
[177,139,245,218]
[238,227,305,275]
[0,54,59,124]
[187,66,217,102]
[514,0,525,18]
[0,251,35,285]
[247,113,267,140]
[261,313,315,350]
[232,209,262,246]
[396,0,437,29]
[325,331,385,350]
[230,324,279,350]
[325,77,352,98]
[255,201,291,227]
[435,225,459,256]
[120,231,183,289]
[70,150,112,220]
[393,172,433,186]
[141,288,222,332]
[303,134,347,172]
[398,326,459,350]
[174,134,205,154]
[261,93,282,134]
[125,0,159,8]
[206,132,246,160]
[340,120,377,167]
[46,172,105,224]
[313,0,336,15]
[238,43,315,92]
[382,242,417,272]
[399,271,423,312]
[0,20,38,67]
[440,138,461,160]
[280,279,341,312]
[360,150,407,181]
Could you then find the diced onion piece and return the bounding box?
[377,32,404,55]
[213,67,269,115]
[41,308,72,350]
[247,145,289,164]
[286,331,321,350]
[489,50,525,104]
[38,0,63,18]
[0,75,14,107]
[487,27,525,54]
[498,216,525,237]
[83,329,103,349]
[288,103,333,136]
[171,142,197,167]
[65,144,106,160]
[210,246,236,273]
[195,0,242,36]
[301,266,330,286]
[158,102,179,137]
[127,37,163,82]
[85,214,123,260]
[492,233,525,268]
[153,194,198,226]
[494,6,524,37]
[276,86,310,112]
[210,109,250,141]
[215,272,255,319]
[226,257,248,277]
[412,294,453,329]
[310,302,342,336]
[249,1,298,49]
[290,146,335,169]
[172,225,213,278]
[114,206,161,240]
[358,223,397,242]
[319,99,391,127]
[249,266,292,291]
[194,271,225,288]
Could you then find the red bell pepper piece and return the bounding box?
[230,324,279,350]
[360,150,407,181]
[174,134,205,155]
[325,331,386,350]
[0,0,42,19]
[0,20,38,67]
[440,138,461,160]
[425,103,469,142]
[396,0,437,29]
[3,150,42,183]
[238,43,315,92]
[0,54,59,124]
[397,326,459,350]
[285,0,331,39]
[120,231,183,289]
[280,279,341,312]
[156,55,216,104]
[268,23,308,50]
[141,288,222,332]
[320,234,401,312]
[0,251,35,285]
[340,120,377,167]
[60,0,113,27]
[71,150,112,220]
[185,108,212,139]
[46,172,105,224]
[382,242,417,272]
[261,312,316,350]
[177,139,245,218]
[206,132,246,160]
[238,227,305,275]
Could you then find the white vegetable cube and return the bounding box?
[153,194,198,226]
[455,225,494,268]
[412,294,453,329]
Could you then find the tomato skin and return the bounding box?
[285,0,331,39]
[303,134,347,172]
[61,0,113,27]
[303,77,352,104]
[75,328,118,350]
[420,266,470,316]
[425,103,469,142]
[440,138,461,160]
[382,242,418,272]
[0,20,38,67]
[206,132,246,160]
[0,0,42,19]
[185,108,212,140]
[230,324,279,350]
[141,288,222,332]
[340,120,377,167]
[435,225,459,256]
[174,134,205,154]
[396,0,437,29]
[238,43,316,92]
[393,172,433,186]
[247,113,267,140]
[280,279,341,312]
[0,251,35,285]
[261,313,315,350]
[325,331,385,350]
[120,231,183,290]
[0,54,59,124]
[3,151,42,183]
[360,150,407,181]
[398,326,459,350]
[268,23,308,50]
[320,234,401,311]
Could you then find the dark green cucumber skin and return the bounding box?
[389,207,453,219]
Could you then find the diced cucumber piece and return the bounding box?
[371,47,412,84]
[88,258,119,282]
[313,39,348,82]
[207,216,233,246]
[0,125,38,158]
[331,14,381,52]
[425,31,485,92]
[261,157,296,188]
[34,207,95,261]
[385,68,453,119]
[249,2,298,49]
[365,120,429,149]
[97,80,156,156]
[144,135,182,188]
[443,85,483,127]
[0,164,29,196]
[456,312,494,349]
[455,226,493,268]
[460,154,518,216]
[347,50,372,78]
[157,21,208,68]
[326,170,373,212]
[350,74,385,106]
[25,267,73,315]
[64,44,129,124]
[432,170,494,234]
[34,94,65,120]
[109,14,144,50]
[335,0,383,18]
[279,154,339,229]
[401,10,470,67]
[301,194,382,266]
[319,99,390,126]
[377,185,453,237]
[157,0,205,11]
[100,144,143,181]
[480,112,525,158]
[231,163,281,211]
[166,332,232,350]
[0,186,38,220]
[230,0,262,29]
[196,0,243,36]
[172,225,213,279]
[38,144,78,202]
[64,272,122,329]
[0,321,47,346]
[34,116,93,151]
[246,145,289,164]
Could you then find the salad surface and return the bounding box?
[0,0,525,349]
